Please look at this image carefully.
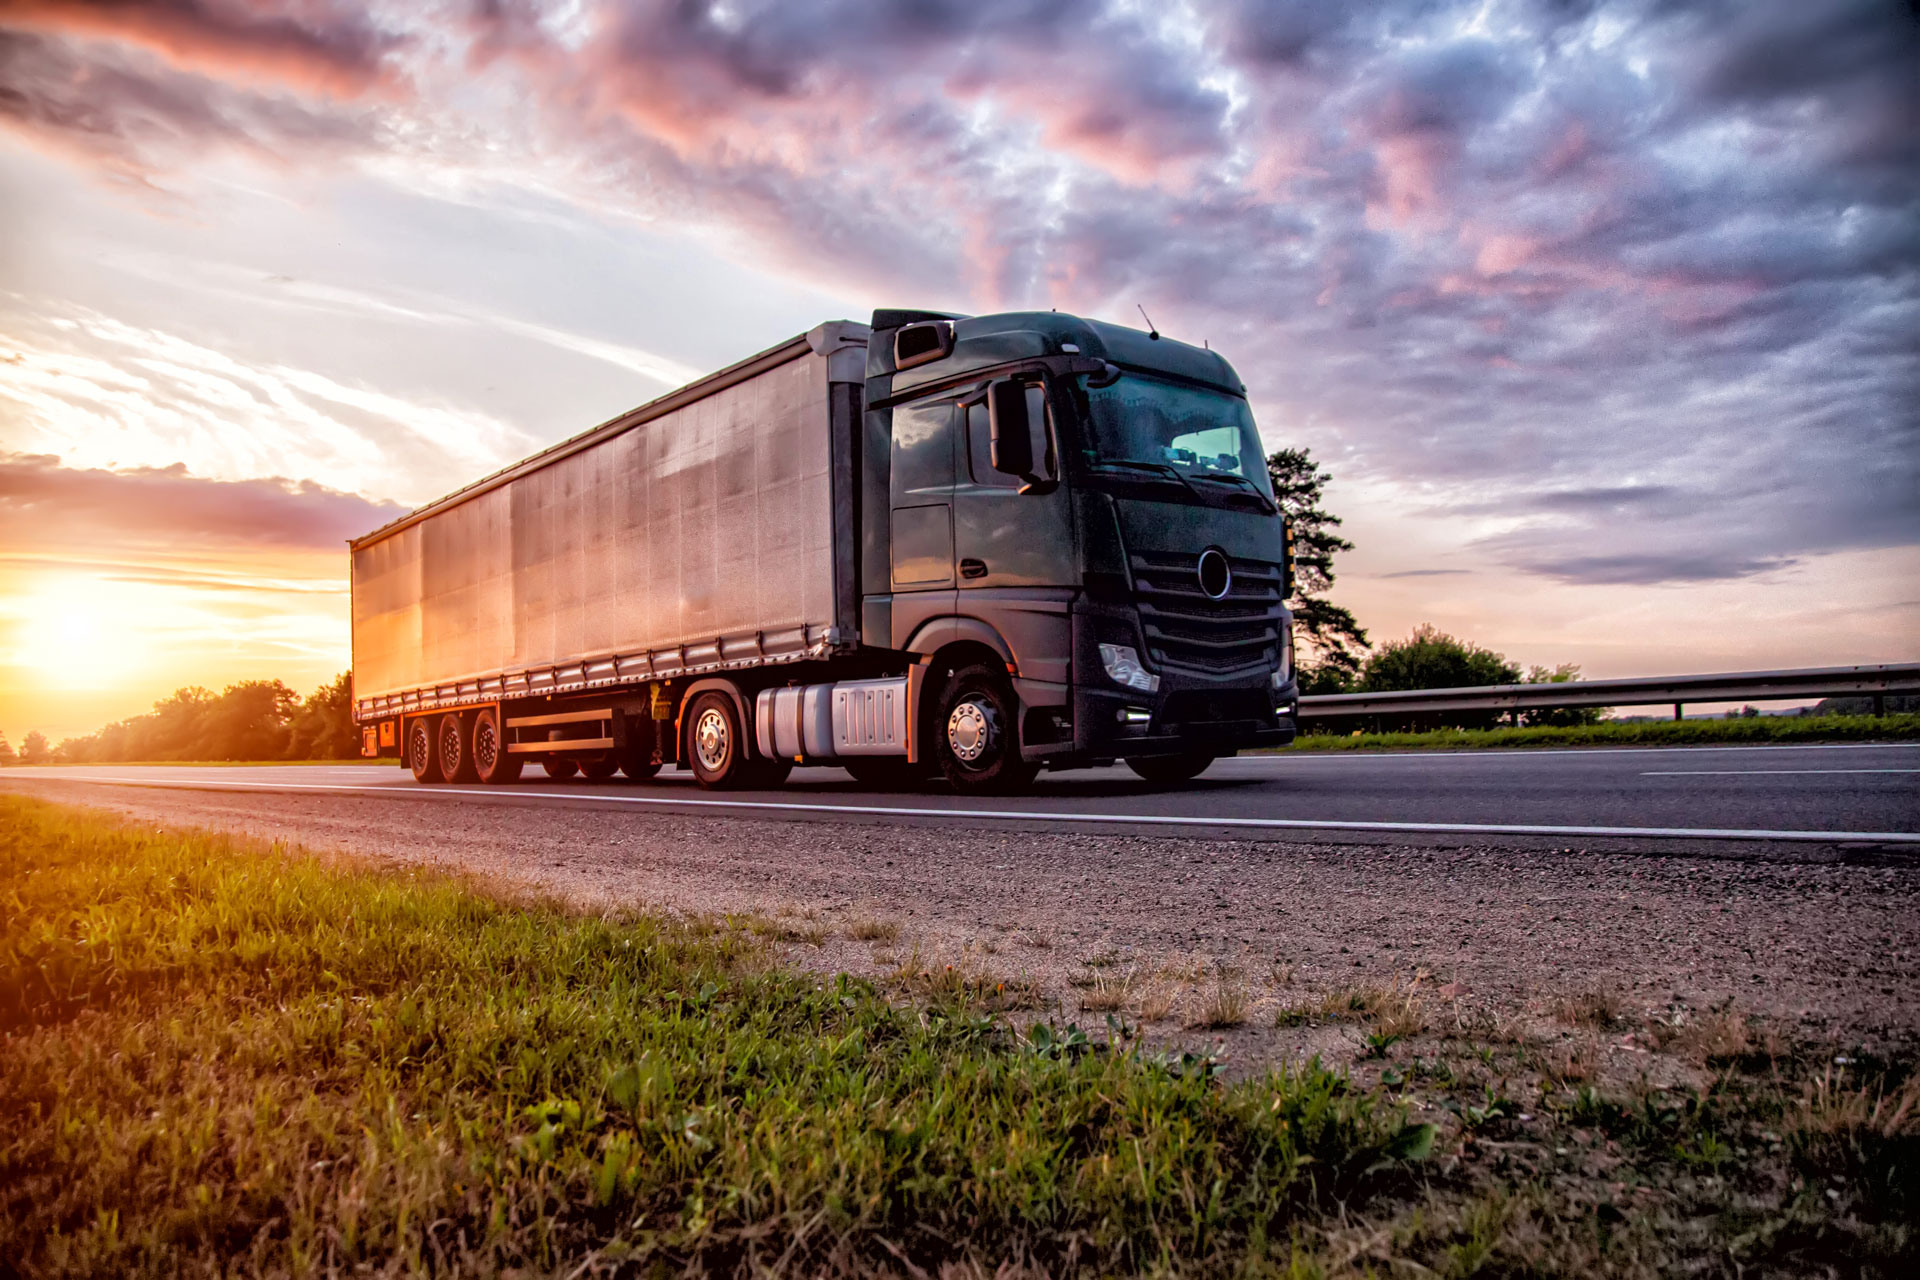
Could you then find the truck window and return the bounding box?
[965,386,1050,487]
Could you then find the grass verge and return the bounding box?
[4,796,1914,1277]
[0,796,1427,1277]
[1282,711,1920,752]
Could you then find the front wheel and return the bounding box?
[1125,752,1217,784]
[933,664,1039,795]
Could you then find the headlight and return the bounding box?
[1271,623,1294,689]
[1099,643,1160,693]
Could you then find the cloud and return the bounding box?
[0,452,405,551]
[2,0,404,97]
[0,0,1914,594]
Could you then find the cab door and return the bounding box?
[888,394,959,647]
[950,382,1076,687]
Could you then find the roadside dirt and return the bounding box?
[9,777,1916,1074]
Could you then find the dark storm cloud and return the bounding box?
[3,0,1915,586]
[0,453,405,550]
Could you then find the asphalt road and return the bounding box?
[10,741,1917,852]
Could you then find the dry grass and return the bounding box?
[1188,979,1250,1030]
[1077,968,1135,1013]
[845,914,901,943]
[1794,1065,1920,1144]
[1014,929,1052,950]
[1277,976,1428,1036]
[1551,988,1625,1029]
[1133,983,1182,1023]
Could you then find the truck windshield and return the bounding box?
[1078,373,1274,506]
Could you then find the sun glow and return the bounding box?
[2,577,151,691]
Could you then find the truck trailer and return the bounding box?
[350,308,1299,794]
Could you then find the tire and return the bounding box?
[579,754,620,781]
[619,753,662,781]
[438,713,479,783]
[406,717,444,784]
[685,691,755,789]
[1125,752,1217,784]
[932,663,1039,795]
[472,708,522,785]
[842,758,934,790]
[541,756,580,780]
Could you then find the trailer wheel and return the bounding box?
[472,708,522,785]
[406,717,444,784]
[1125,752,1216,784]
[579,754,620,781]
[686,691,753,789]
[619,754,662,781]
[438,713,479,783]
[933,663,1040,795]
[541,756,579,780]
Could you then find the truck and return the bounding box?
[351,308,1299,794]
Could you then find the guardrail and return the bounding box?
[1297,662,1920,721]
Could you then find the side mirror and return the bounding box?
[987,378,1034,478]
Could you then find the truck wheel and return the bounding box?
[541,756,580,780]
[686,691,753,789]
[619,751,661,781]
[1125,752,1216,784]
[406,718,444,784]
[842,758,934,790]
[933,663,1040,795]
[472,708,523,785]
[438,713,479,783]
[579,754,620,781]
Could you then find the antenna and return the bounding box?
[1137,304,1160,340]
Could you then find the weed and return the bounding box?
[1363,1031,1405,1060]
[1552,989,1624,1029]
[1133,982,1181,1023]
[1078,968,1135,1013]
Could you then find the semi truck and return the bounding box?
[351,308,1299,794]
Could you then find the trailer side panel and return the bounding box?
[352,345,840,709]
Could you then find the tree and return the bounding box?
[1265,446,1369,692]
[0,732,14,766]
[19,730,51,764]
[287,672,358,759]
[1519,663,1606,727]
[1356,624,1521,730]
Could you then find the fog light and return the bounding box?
[1099,643,1160,693]
[1116,708,1152,725]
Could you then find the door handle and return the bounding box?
[959,558,988,579]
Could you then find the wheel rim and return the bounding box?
[475,716,498,772]
[693,706,731,772]
[409,723,430,773]
[946,696,999,767]
[439,719,462,777]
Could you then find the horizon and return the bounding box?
[3,0,1916,742]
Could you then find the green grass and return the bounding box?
[0,796,1430,1277]
[1283,711,1920,752]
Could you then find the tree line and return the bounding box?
[1,673,358,765]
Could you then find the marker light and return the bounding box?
[1099,643,1160,693]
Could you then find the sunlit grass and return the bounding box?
[0,796,1430,1277]
[1283,712,1920,752]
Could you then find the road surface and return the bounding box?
[8,741,1916,852]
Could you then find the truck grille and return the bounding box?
[1129,551,1286,676]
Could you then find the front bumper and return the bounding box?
[1019,605,1298,762]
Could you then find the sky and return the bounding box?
[0,0,1915,742]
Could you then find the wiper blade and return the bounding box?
[1089,459,1200,494]
[1186,471,1276,511]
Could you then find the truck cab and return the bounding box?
[864,308,1298,787]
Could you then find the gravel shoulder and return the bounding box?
[8,777,1916,1067]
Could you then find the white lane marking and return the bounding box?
[1641,768,1920,776]
[10,775,1917,845]
[1240,742,1920,763]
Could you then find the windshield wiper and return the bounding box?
[1088,459,1201,496]
[1185,471,1276,512]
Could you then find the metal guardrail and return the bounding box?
[1297,662,1920,720]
